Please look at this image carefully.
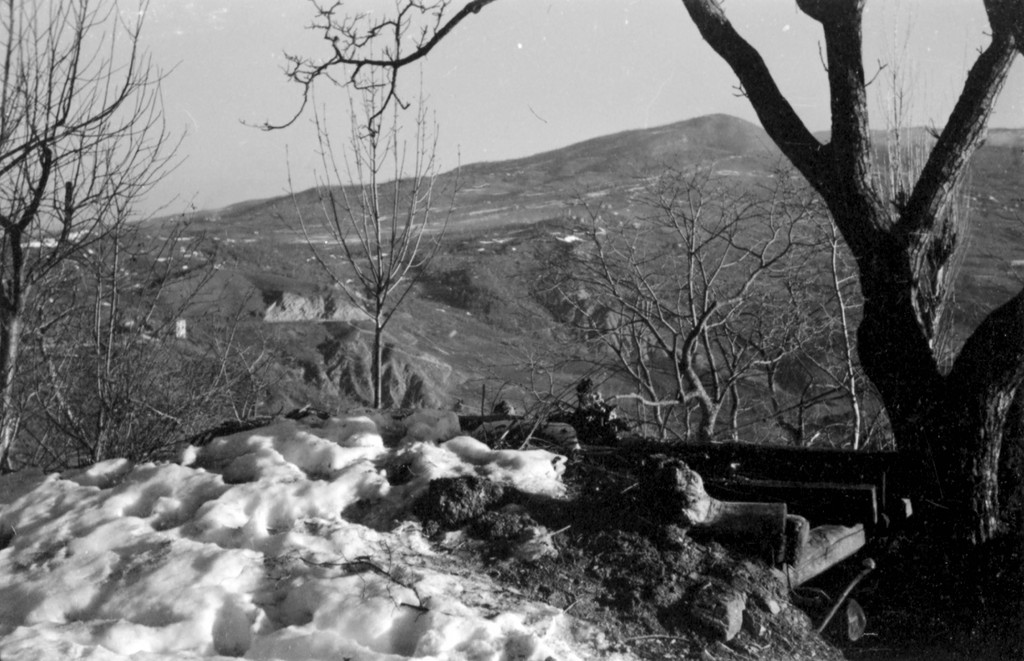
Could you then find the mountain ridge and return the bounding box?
[181,112,1024,221]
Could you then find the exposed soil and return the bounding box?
[413,444,846,660]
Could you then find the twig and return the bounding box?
[301,554,431,612]
[517,415,546,450]
[496,419,521,444]
[622,634,690,643]
[816,558,876,634]
[401,601,429,612]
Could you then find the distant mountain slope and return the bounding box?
[174,114,1024,326]
[181,113,1022,240]
[177,114,782,237]
[460,113,777,181]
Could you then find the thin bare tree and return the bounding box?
[17,227,273,470]
[0,0,176,470]
[549,168,813,443]
[291,83,455,408]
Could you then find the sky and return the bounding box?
[140,0,1024,216]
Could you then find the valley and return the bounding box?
[142,113,1024,447]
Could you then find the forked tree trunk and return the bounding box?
[681,0,1024,544]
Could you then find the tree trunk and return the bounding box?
[999,389,1024,532]
[941,287,1024,541]
[372,320,384,409]
[0,310,24,472]
[695,397,721,444]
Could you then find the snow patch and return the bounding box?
[0,412,618,660]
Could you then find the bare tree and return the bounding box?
[807,219,868,449]
[678,0,1024,544]
[275,0,1024,545]
[760,215,890,450]
[291,83,454,409]
[14,227,273,470]
[0,0,175,470]
[548,168,813,443]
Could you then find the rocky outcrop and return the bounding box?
[309,328,453,409]
[263,291,371,323]
[540,284,623,340]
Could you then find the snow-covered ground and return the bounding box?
[0,411,629,660]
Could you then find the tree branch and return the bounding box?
[797,1,876,206]
[897,33,1017,240]
[680,0,826,191]
[266,0,499,131]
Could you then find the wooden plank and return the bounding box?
[614,439,900,513]
[773,524,867,587]
[694,500,789,564]
[784,514,810,565]
[704,478,879,527]
[663,442,893,485]
[618,439,896,487]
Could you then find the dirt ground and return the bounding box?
[412,442,848,660]
[840,520,1024,661]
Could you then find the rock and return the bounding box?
[644,456,712,525]
[743,608,768,639]
[691,582,747,642]
[758,595,782,615]
[511,525,562,562]
[263,291,325,322]
[263,290,371,323]
[493,400,516,416]
[539,423,580,451]
[320,332,454,409]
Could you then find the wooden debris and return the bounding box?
[632,440,895,488]
[645,457,787,562]
[699,500,788,563]
[845,598,868,641]
[816,557,876,634]
[613,439,901,518]
[706,477,879,527]
[775,524,867,586]
[784,515,810,565]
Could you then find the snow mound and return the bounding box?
[0,412,623,660]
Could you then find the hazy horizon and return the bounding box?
[140,0,1024,218]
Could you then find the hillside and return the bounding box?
[140,113,1024,429]
[161,115,775,240]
